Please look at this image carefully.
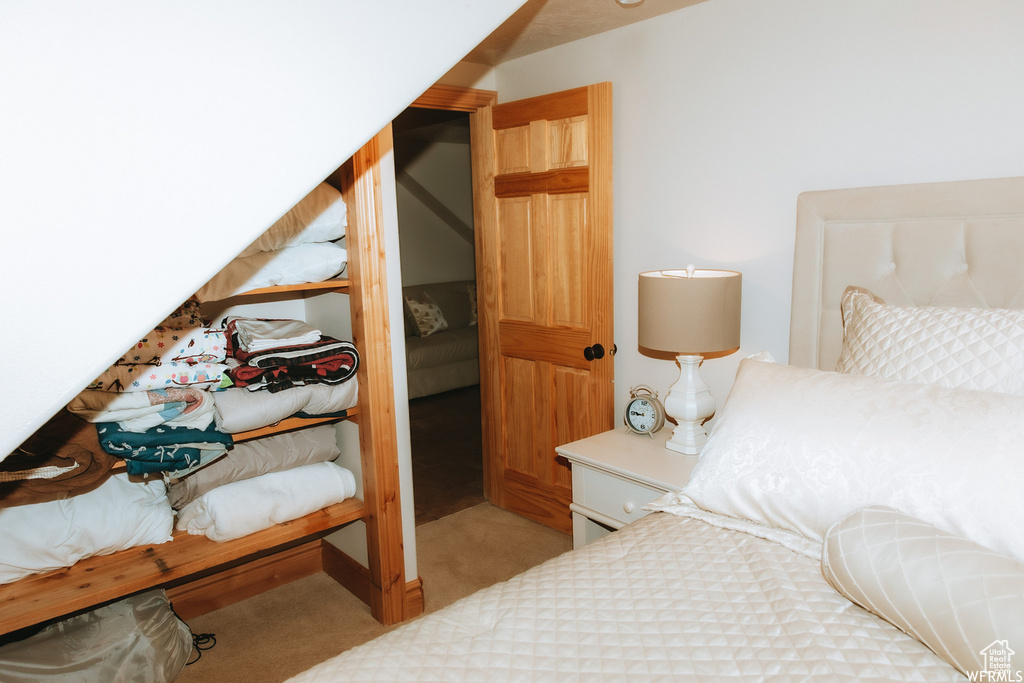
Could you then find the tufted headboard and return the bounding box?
[789,176,1024,371]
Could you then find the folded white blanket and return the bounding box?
[229,317,322,353]
[175,462,357,542]
[0,474,173,584]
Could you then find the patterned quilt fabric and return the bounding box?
[116,326,227,367]
[225,336,359,393]
[95,422,232,477]
[87,361,228,393]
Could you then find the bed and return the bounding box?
[288,176,1024,682]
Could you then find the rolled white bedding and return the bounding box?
[0,474,173,584]
[167,425,341,510]
[212,380,358,433]
[175,461,357,542]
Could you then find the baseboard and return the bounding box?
[320,540,373,605]
[166,540,322,620]
[321,541,424,621]
[166,539,423,624]
[405,577,424,619]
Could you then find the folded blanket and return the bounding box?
[225,354,358,393]
[116,326,227,367]
[67,387,215,432]
[167,425,341,509]
[96,422,233,477]
[156,297,206,329]
[87,361,229,393]
[227,317,322,353]
[212,381,359,433]
[175,461,357,542]
[232,337,358,370]
[1,410,116,508]
[0,474,173,584]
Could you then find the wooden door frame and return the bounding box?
[406,85,501,506]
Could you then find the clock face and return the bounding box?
[627,398,657,432]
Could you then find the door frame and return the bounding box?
[406,83,498,498]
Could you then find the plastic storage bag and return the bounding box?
[0,589,192,682]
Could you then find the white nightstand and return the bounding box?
[556,428,698,548]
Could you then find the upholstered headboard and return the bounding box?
[789,176,1024,371]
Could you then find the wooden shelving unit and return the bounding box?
[0,130,412,638]
[0,499,365,637]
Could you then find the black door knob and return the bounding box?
[583,343,606,361]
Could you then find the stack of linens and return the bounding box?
[195,182,348,302]
[172,426,357,542]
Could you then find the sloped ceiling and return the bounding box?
[465,0,709,65]
[0,1,526,457]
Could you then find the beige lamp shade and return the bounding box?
[638,268,742,354]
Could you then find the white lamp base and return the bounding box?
[663,354,715,455]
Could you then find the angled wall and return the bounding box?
[0,1,524,455]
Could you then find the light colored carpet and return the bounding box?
[175,503,571,682]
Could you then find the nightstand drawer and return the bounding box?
[575,465,666,527]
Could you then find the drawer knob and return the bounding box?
[623,502,634,514]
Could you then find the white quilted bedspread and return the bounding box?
[288,512,961,682]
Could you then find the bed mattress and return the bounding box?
[288,511,961,682]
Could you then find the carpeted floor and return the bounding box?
[175,503,570,682]
[408,386,487,525]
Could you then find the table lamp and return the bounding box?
[638,266,742,454]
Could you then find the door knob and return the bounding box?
[584,343,606,361]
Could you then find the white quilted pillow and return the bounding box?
[823,506,1024,678]
[682,359,1024,563]
[836,286,1024,395]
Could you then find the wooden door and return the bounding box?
[470,83,614,533]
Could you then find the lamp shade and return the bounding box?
[638,268,742,354]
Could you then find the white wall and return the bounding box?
[0,0,525,457]
[493,0,1024,428]
[396,139,477,286]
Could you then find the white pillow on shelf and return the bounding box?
[836,286,1024,395]
[195,242,347,303]
[237,182,347,258]
[681,358,1024,563]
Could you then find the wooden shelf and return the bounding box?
[0,497,366,637]
[235,278,350,297]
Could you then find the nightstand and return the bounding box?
[556,428,698,548]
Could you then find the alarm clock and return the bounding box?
[624,385,666,437]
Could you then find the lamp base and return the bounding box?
[663,354,715,455]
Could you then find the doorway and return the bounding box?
[392,104,485,525]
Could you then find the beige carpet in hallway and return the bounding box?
[175,503,571,682]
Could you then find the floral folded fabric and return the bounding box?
[87,362,229,393]
[116,326,227,368]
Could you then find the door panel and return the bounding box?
[472,83,614,533]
